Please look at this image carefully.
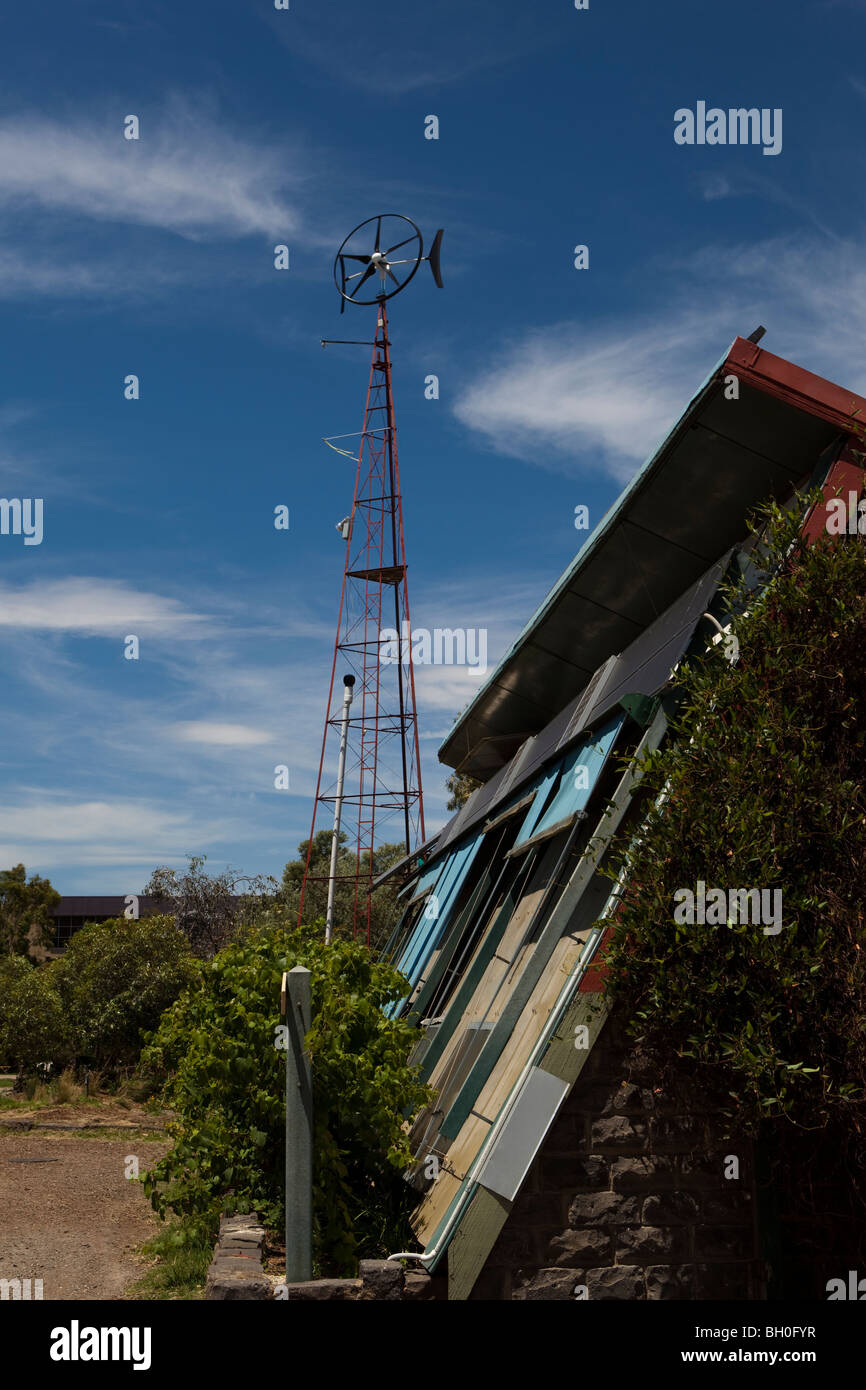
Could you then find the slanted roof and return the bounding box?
[438,337,865,781]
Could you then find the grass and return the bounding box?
[126,1219,213,1301]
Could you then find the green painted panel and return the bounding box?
[447,1185,512,1301]
[540,993,610,1086]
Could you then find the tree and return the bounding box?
[143,855,277,959]
[53,914,197,1073]
[0,864,60,958]
[445,770,481,811]
[0,915,196,1076]
[0,964,73,1073]
[281,832,408,952]
[0,954,36,1066]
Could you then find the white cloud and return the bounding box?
[0,243,191,299]
[0,578,206,635]
[0,795,227,872]
[454,232,866,481]
[454,312,725,481]
[0,99,300,241]
[170,721,272,748]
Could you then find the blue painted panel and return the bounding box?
[512,764,561,848]
[388,834,486,1014]
[527,712,624,840]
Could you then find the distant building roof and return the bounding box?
[53,896,164,918]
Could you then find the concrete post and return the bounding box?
[284,966,312,1282]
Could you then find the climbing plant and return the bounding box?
[600,490,866,1154]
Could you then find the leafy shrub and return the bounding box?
[602,493,866,1152]
[0,914,196,1077]
[53,914,197,1074]
[140,913,430,1274]
[0,964,73,1073]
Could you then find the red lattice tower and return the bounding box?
[298,215,443,943]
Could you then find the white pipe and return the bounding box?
[325,675,354,945]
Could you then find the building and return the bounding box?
[51,897,163,950]
[379,333,866,1300]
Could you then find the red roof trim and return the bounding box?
[725,338,866,434]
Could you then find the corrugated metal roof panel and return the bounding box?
[439,337,854,780]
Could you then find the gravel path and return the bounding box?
[0,1128,170,1300]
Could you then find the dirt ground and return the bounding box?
[0,1109,171,1300]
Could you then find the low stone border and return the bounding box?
[206,1218,445,1301]
[205,1213,271,1301]
[281,1260,443,1301]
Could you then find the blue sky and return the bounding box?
[1,0,864,893]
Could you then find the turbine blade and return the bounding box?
[384,234,416,255]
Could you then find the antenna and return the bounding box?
[299,214,443,944]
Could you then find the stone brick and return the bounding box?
[642,1191,700,1225]
[567,1191,641,1227]
[403,1271,443,1300]
[601,1082,653,1116]
[359,1260,404,1300]
[206,1265,271,1300]
[616,1224,689,1261]
[589,1116,648,1151]
[512,1268,585,1300]
[645,1263,696,1300]
[285,1279,362,1301]
[583,1265,645,1300]
[610,1156,677,1192]
[546,1228,612,1268]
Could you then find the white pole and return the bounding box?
[325,675,354,944]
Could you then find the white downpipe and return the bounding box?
[325,675,354,946]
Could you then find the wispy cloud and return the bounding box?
[169,721,273,748]
[0,97,301,241]
[0,791,236,873]
[0,578,207,635]
[454,311,726,482]
[454,230,866,480]
[262,0,547,96]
